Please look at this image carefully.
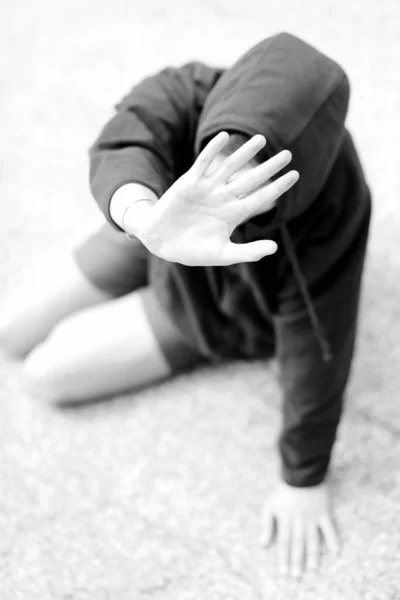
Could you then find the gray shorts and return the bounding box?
[72,222,208,373]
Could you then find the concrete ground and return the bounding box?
[1,1,400,598]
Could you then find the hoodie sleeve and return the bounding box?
[274,199,371,486]
[194,32,350,228]
[89,61,224,231]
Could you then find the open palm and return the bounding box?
[126,132,299,266]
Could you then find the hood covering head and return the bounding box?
[195,32,350,231]
[194,32,351,362]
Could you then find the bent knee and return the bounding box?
[0,316,15,355]
[0,306,30,359]
[21,321,79,403]
[22,343,66,403]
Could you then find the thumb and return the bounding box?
[219,240,278,265]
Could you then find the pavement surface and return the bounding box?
[1,1,400,598]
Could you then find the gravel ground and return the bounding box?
[1,1,400,598]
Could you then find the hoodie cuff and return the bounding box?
[89,148,166,231]
[280,462,329,487]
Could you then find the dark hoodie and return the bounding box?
[89,32,372,487]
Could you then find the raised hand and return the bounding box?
[124,131,299,266]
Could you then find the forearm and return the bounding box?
[274,273,361,487]
[276,320,350,487]
[109,182,158,235]
[278,389,345,487]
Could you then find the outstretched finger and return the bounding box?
[227,150,292,198]
[230,170,299,224]
[218,239,278,265]
[305,523,320,571]
[259,510,276,548]
[191,132,230,177]
[215,134,267,182]
[290,519,305,578]
[249,170,299,209]
[277,518,291,575]
[319,516,340,555]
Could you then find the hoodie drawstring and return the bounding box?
[279,223,333,363]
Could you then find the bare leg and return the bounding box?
[0,219,150,360]
[21,286,174,404]
[0,243,115,359]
